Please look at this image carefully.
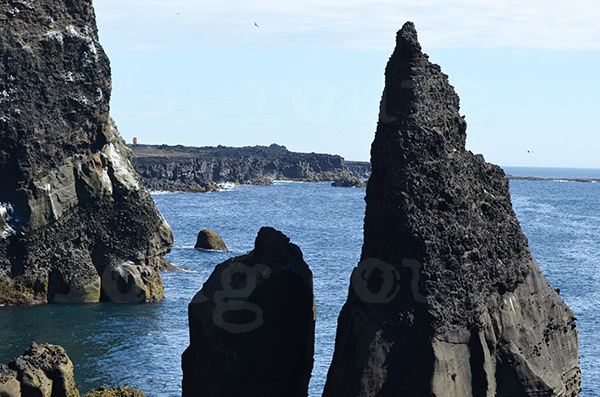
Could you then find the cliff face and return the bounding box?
[0,0,173,305]
[128,143,371,191]
[182,227,315,397]
[324,22,580,396]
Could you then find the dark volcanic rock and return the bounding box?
[331,173,366,188]
[323,22,580,396]
[182,227,315,397]
[128,143,371,191]
[194,229,228,252]
[6,343,79,397]
[0,343,146,397]
[0,0,173,305]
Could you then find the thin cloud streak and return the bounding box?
[94,0,600,50]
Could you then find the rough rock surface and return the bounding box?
[182,227,315,397]
[194,229,228,252]
[1,343,146,397]
[0,0,173,305]
[4,343,79,397]
[324,22,580,396]
[128,143,371,191]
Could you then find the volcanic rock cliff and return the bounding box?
[182,227,315,397]
[0,0,173,305]
[323,22,580,396]
[128,143,371,191]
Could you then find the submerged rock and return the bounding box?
[82,386,146,397]
[194,229,228,252]
[182,227,315,397]
[0,0,173,305]
[324,22,580,396]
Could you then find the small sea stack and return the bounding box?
[194,229,228,252]
[182,227,315,397]
[323,22,580,396]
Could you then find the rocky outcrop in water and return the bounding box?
[128,143,371,191]
[0,343,146,397]
[324,22,580,396]
[182,227,315,396]
[0,0,173,305]
[331,173,366,188]
[1,343,79,397]
[194,229,228,252]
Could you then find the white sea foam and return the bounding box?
[217,182,236,191]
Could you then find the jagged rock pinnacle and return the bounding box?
[324,22,580,396]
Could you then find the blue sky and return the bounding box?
[93,0,599,167]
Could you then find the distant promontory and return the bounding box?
[128,143,371,192]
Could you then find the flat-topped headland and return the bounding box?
[507,175,600,183]
[128,143,371,192]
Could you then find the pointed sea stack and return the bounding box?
[0,0,173,304]
[324,22,580,396]
[182,227,315,397]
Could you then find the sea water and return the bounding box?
[0,167,598,396]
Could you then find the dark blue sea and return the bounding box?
[0,167,598,396]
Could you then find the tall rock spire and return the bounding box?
[0,0,173,304]
[324,22,580,396]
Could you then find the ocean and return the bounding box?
[0,166,598,396]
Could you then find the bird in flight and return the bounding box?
[526,149,535,154]
[254,22,259,28]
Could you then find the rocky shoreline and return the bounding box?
[128,143,371,192]
[0,0,583,394]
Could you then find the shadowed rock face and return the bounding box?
[182,227,315,397]
[0,0,173,305]
[323,22,580,396]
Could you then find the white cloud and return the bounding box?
[94,0,600,50]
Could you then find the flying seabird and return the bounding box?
[254,22,259,28]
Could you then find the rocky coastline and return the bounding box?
[0,0,583,394]
[128,143,371,192]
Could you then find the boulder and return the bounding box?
[7,343,79,397]
[323,22,580,396]
[0,364,20,397]
[0,0,173,305]
[182,227,315,397]
[194,229,228,252]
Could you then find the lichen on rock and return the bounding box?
[0,0,173,305]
